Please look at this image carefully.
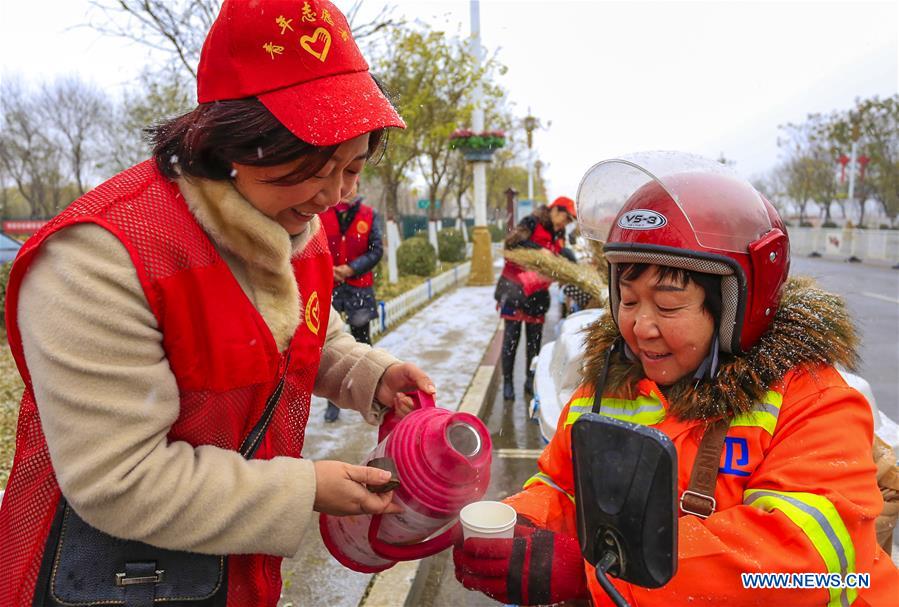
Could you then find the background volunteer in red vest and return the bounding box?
[494,197,576,402]
[320,182,384,422]
[0,2,438,606]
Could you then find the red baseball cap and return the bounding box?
[550,196,577,218]
[197,0,405,146]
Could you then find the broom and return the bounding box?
[502,247,606,307]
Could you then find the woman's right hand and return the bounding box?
[313,460,404,516]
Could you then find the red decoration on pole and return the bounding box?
[858,155,870,183]
[838,155,850,184]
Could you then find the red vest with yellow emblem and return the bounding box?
[0,160,332,607]
[320,201,375,287]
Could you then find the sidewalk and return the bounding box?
[279,283,500,607]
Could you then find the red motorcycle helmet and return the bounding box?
[576,152,789,354]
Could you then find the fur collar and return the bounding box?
[176,176,320,351]
[580,277,859,421]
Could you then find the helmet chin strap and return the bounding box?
[692,334,720,386]
[622,341,637,362]
[591,337,623,415]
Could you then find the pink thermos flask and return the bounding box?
[320,390,492,573]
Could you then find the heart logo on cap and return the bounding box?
[300,27,331,62]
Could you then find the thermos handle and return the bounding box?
[367,513,456,562]
[377,389,436,442]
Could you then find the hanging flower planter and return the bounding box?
[449,129,506,163]
[461,148,497,162]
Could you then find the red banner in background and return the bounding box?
[2,220,49,235]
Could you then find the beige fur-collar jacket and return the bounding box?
[16,174,399,558]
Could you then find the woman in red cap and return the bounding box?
[0,2,435,605]
[495,196,576,401]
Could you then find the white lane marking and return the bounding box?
[861,291,899,305]
[495,448,544,459]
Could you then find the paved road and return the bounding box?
[415,295,563,606]
[790,256,899,422]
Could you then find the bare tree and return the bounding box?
[751,170,791,218]
[826,96,899,227]
[343,1,406,47]
[39,77,111,195]
[778,116,839,225]
[0,155,10,219]
[0,78,69,217]
[99,66,195,174]
[87,0,219,79]
[87,0,404,81]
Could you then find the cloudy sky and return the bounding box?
[1,0,896,198]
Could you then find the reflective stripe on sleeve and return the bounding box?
[523,472,575,503]
[564,395,596,427]
[564,393,665,428]
[744,488,856,607]
[730,390,783,435]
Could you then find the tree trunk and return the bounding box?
[385,177,400,222]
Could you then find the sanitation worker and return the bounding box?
[455,152,899,606]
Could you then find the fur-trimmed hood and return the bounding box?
[580,276,859,421]
[176,176,319,351]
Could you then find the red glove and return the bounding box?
[453,524,589,605]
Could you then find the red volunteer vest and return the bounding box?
[500,220,564,285]
[320,202,375,287]
[0,161,332,607]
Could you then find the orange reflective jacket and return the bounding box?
[505,365,899,606]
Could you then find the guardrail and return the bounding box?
[370,262,472,339]
[789,227,899,264]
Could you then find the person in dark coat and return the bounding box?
[495,196,576,401]
[320,183,384,421]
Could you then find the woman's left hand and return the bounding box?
[334,264,355,280]
[375,362,436,417]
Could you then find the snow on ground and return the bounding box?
[374,285,498,410]
[284,284,499,607]
[302,284,498,460]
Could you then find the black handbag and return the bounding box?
[34,358,290,607]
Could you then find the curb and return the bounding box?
[358,320,503,607]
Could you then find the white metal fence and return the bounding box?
[789,227,899,264]
[370,262,472,339]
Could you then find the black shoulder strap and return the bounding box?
[591,338,620,414]
[238,352,291,459]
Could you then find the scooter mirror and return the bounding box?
[571,413,678,594]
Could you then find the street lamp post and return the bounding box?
[465,0,495,286]
[847,117,860,207]
[523,110,538,202]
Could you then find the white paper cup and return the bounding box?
[459,501,517,540]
